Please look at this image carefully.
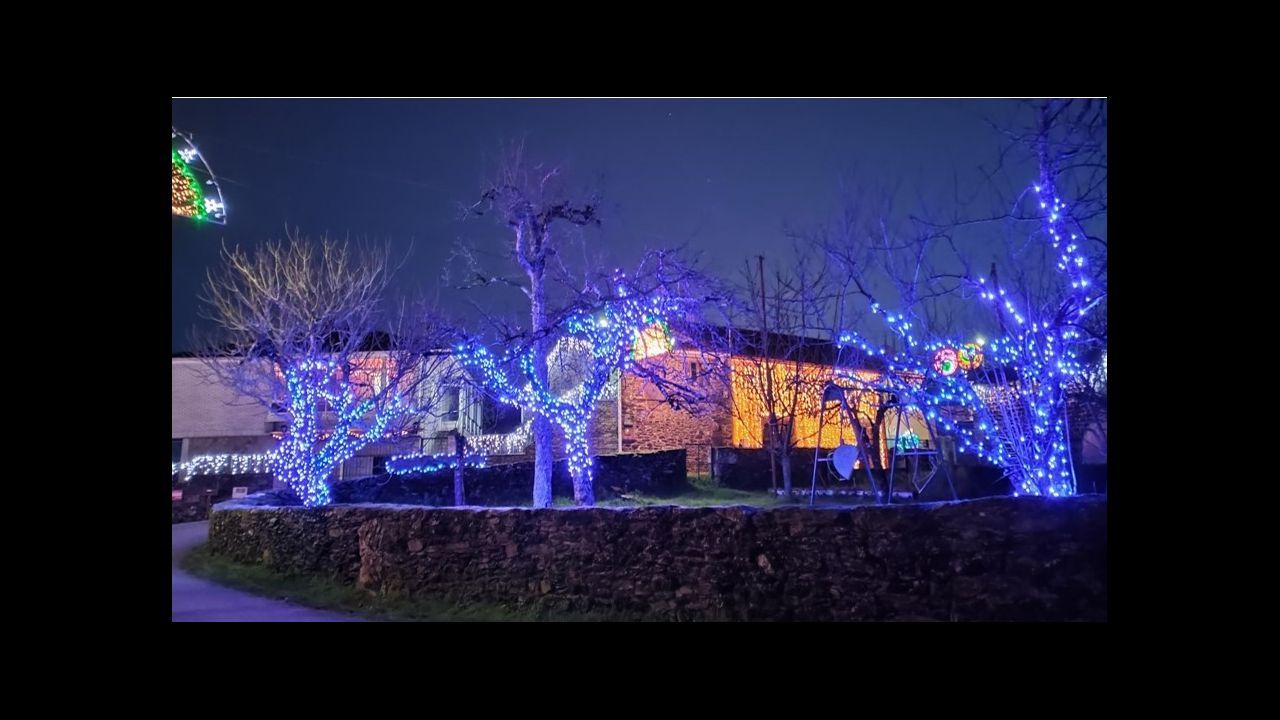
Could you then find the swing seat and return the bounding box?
[830,444,859,481]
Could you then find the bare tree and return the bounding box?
[197,231,456,507]
[793,184,964,476]
[456,248,722,505]
[454,144,729,506]
[711,249,867,495]
[812,99,1107,496]
[455,142,600,508]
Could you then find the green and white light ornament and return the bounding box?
[172,128,226,225]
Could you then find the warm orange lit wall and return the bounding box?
[728,357,883,452]
[576,342,931,472]
[270,354,398,401]
[619,348,732,474]
[348,355,395,398]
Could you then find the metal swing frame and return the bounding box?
[883,391,958,502]
[809,381,959,506]
[809,382,882,506]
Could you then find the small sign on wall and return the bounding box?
[172,489,183,502]
[231,487,249,499]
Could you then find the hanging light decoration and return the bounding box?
[957,342,984,371]
[172,128,227,225]
[172,451,277,479]
[832,172,1099,498]
[932,348,959,376]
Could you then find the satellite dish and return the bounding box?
[831,444,859,480]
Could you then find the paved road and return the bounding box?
[172,521,364,622]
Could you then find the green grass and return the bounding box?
[549,475,872,508]
[180,544,643,622]
[547,475,781,508]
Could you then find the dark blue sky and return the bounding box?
[172,99,1027,351]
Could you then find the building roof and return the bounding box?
[673,323,890,372]
[173,330,425,359]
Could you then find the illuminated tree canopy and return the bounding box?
[172,128,226,225]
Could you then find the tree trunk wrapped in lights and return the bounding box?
[819,100,1106,497]
[455,144,722,507]
[457,283,687,506]
[197,233,456,508]
[457,142,601,508]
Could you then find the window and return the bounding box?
[689,361,700,380]
[372,456,389,475]
[172,439,183,464]
[444,387,460,422]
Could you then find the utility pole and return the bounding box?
[452,429,467,506]
[758,255,777,494]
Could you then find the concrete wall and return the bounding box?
[171,358,273,445]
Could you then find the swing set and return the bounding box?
[808,374,957,507]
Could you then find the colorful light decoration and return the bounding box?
[894,431,922,453]
[466,356,610,458]
[469,415,535,456]
[632,319,674,360]
[932,348,959,376]
[833,171,1100,498]
[957,343,984,371]
[172,128,226,225]
[174,356,423,506]
[457,280,683,506]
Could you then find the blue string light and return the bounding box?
[834,176,1098,497]
[264,358,416,507]
[456,280,682,505]
[386,453,488,475]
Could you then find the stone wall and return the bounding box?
[589,393,620,457]
[1068,394,1107,466]
[619,350,733,476]
[209,495,1106,621]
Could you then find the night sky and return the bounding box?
[172,99,1029,352]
